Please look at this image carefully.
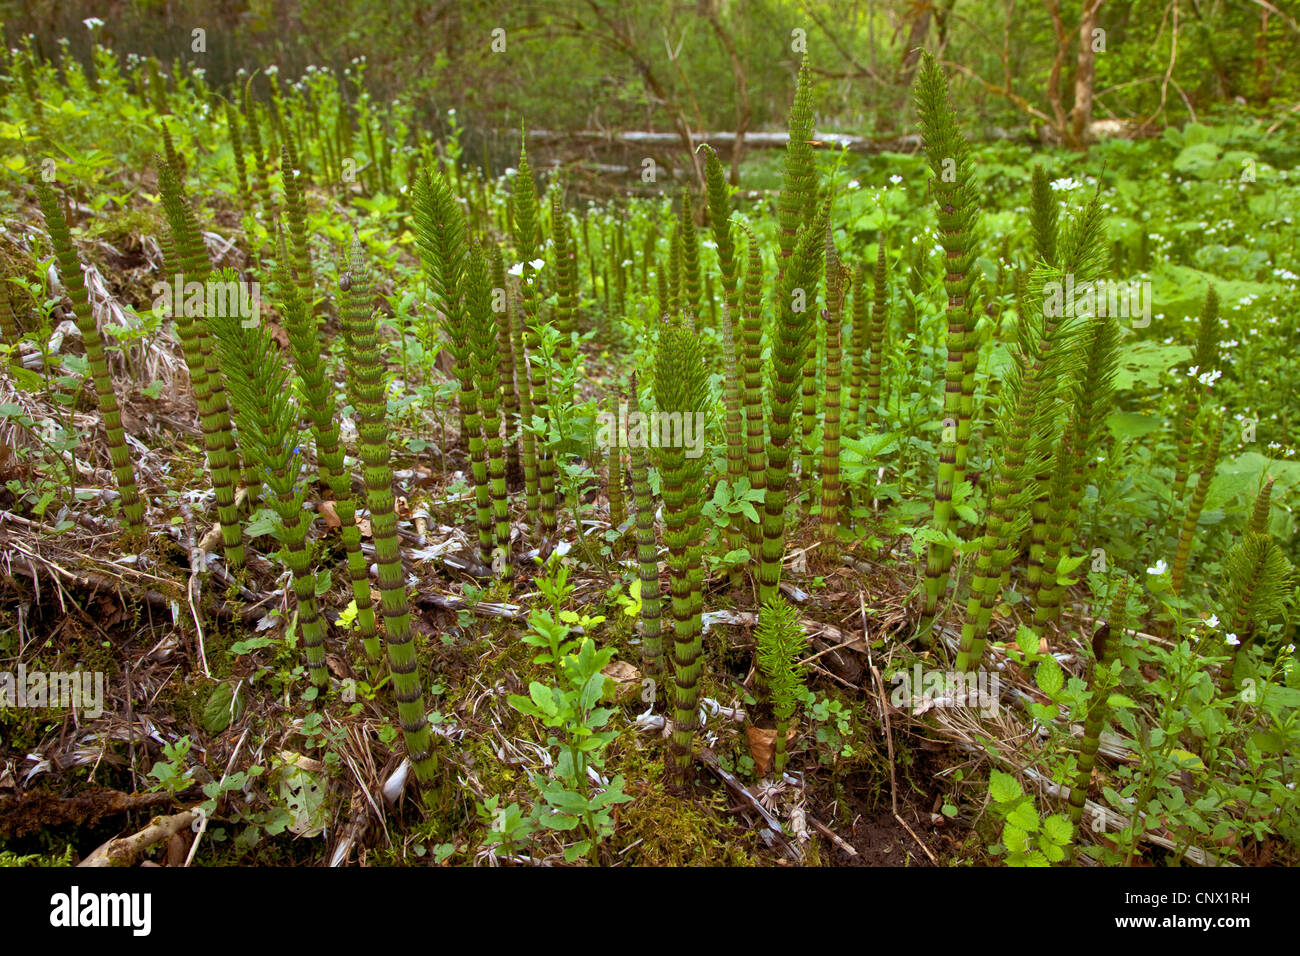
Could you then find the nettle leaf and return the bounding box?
[1042,814,1073,845]
[989,769,1023,804]
[1015,625,1040,656]
[1007,799,1039,832]
[1036,657,1064,697]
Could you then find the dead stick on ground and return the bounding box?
[179,501,210,678]
[862,589,938,865]
[807,813,859,858]
[78,811,197,867]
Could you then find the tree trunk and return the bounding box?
[1069,0,1105,147]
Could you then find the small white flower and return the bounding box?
[1050,177,1082,192]
[82,17,104,29]
[529,258,545,270]
[1205,614,1220,629]
[507,263,523,276]
[1187,365,1200,376]
[889,174,903,185]
[847,179,860,189]
[1147,560,1168,575]
[1225,633,1240,646]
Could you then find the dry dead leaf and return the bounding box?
[745,723,797,777]
[319,500,341,530]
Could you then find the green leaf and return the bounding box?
[1015,626,1039,655]
[989,769,1023,804]
[1042,814,1073,845]
[202,682,245,733]
[1035,657,1064,697]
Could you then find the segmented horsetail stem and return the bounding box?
[739,230,766,552]
[489,243,523,487]
[864,239,888,433]
[630,373,663,679]
[846,261,869,436]
[209,272,326,687]
[719,302,746,581]
[654,319,711,780]
[760,207,826,603]
[156,157,244,569]
[820,226,850,557]
[36,182,146,538]
[1168,286,1221,551]
[339,243,436,783]
[915,52,981,637]
[1171,411,1223,596]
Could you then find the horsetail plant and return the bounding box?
[654,318,712,780]
[339,245,437,784]
[915,52,982,634]
[863,240,889,434]
[845,261,869,436]
[36,181,146,538]
[489,242,523,485]
[630,372,663,679]
[272,231,377,666]
[1170,286,1222,510]
[739,227,767,552]
[1026,169,1064,590]
[208,275,327,687]
[1217,527,1293,691]
[156,157,244,570]
[1033,313,1122,629]
[819,224,850,556]
[755,595,807,777]
[464,241,510,572]
[955,199,1108,670]
[760,208,827,603]
[413,170,472,459]
[679,189,701,321]
[1170,410,1223,597]
[512,141,551,547]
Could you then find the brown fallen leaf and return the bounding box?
[319,500,341,530]
[745,723,798,777]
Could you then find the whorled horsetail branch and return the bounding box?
[956,199,1108,668]
[760,206,827,604]
[338,244,436,784]
[1170,409,1223,597]
[653,318,712,780]
[464,241,509,574]
[819,224,851,558]
[629,372,664,679]
[915,51,982,635]
[271,229,378,668]
[155,156,244,570]
[1217,514,1293,691]
[36,181,146,538]
[755,595,808,777]
[718,299,747,579]
[208,273,327,687]
[738,228,767,553]
[511,139,550,546]
[1034,312,1122,630]
[1168,285,1222,542]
